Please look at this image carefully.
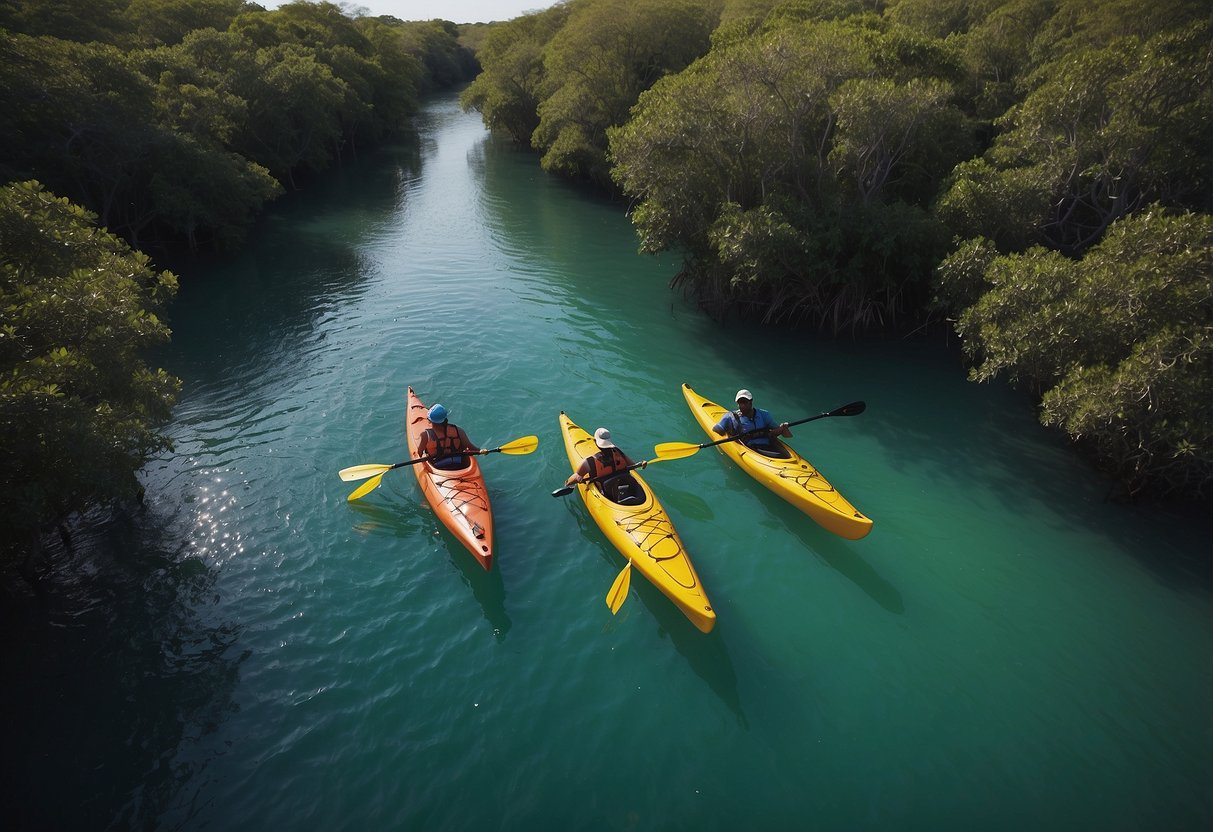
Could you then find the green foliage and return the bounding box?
[829,76,957,204]
[231,1,370,52]
[766,0,878,24]
[955,0,1055,119]
[460,5,571,144]
[0,0,129,44]
[884,0,997,38]
[123,0,247,46]
[0,32,165,237]
[533,0,721,184]
[1,29,281,249]
[0,181,181,538]
[940,207,1213,497]
[394,19,479,92]
[610,15,963,329]
[239,42,349,183]
[147,134,282,248]
[933,157,1055,251]
[932,235,997,312]
[0,1,455,250]
[137,28,255,145]
[1030,0,1209,64]
[356,18,424,128]
[938,19,1213,254]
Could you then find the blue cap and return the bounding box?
[428,404,448,423]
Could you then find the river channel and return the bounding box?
[3,91,1210,831]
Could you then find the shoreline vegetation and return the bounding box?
[462,0,1212,502]
[1,0,481,568]
[2,0,1210,570]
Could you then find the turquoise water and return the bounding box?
[3,93,1210,830]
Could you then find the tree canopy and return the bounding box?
[938,20,1213,255]
[610,14,966,329]
[937,208,1212,497]
[466,0,1212,498]
[0,180,181,550]
[0,2,486,560]
[463,0,721,184]
[1,0,476,250]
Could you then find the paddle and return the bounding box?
[342,435,539,502]
[549,458,657,498]
[653,400,866,460]
[606,559,632,615]
[340,435,539,481]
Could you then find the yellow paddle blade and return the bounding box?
[606,561,632,615]
[339,463,393,482]
[653,442,702,460]
[498,435,539,455]
[347,472,386,502]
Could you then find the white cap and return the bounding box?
[593,428,616,449]
[735,389,753,402]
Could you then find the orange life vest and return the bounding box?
[586,448,627,480]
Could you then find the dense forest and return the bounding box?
[464,0,1212,500]
[0,0,478,249]
[1,0,1210,570]
[0,0,478,567]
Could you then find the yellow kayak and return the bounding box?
[559,412,715,633]
[681,384,873,540]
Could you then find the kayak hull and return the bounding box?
[406,387,494,570]
[681,383,872,540]
[559,412,715,633]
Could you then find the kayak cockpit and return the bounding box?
[744,441,791,459]
[598,474,646,506]
[428,455,472,471]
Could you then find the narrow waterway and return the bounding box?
[4,92,1210,831]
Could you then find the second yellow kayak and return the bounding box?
[559,412,715,633]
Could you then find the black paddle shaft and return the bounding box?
[388,445,495,472]
[696,400,866,451]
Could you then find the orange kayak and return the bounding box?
[406,387,494,570]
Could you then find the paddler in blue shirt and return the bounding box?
[712,389,792,457]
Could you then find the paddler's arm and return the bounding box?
[459,427,481,454]
[564,460,591,487]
